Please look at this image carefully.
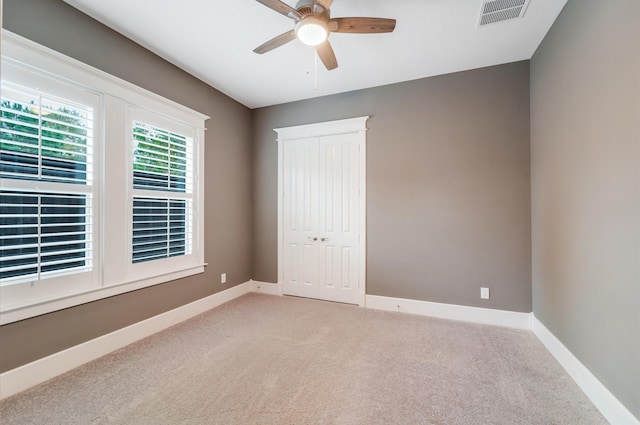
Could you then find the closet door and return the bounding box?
[282,137,319,299]
[316,134,360,303]
[278,116,367,306]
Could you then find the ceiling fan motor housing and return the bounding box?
[295,0,329,18]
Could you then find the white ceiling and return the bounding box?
[63,0,567,109]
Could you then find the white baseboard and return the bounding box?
[365,294,532,330]
[0,281,253,400]
[250,280,281,296]
[532,317,639,425]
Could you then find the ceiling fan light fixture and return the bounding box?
[253,0,397,71]
[295,16,328,46]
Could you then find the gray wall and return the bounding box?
[531,0,640,419]
[253,62,532,312]
[0,0,253,372]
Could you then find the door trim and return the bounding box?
[275,116,368,306]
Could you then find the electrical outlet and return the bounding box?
[221,273,227,284]
[480,287,490,300]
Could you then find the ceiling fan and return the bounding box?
[253,0,396,71]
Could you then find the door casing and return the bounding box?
[276,116,368,306]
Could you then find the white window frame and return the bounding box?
[0,30,208,325]
[0,69,102,308]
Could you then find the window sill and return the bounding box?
[0,264,206,325]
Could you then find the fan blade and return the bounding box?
[316,40,338,70]
[329,17,396,33]
[253,30,297,54]
[316,0,334,10]
[255,0,301,20]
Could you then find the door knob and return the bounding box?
[320,237,329,242]
[308,237,318,241]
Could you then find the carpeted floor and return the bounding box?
[0,293,607,424]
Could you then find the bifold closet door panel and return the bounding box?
[317,134,361,304]
[282,137,319,299]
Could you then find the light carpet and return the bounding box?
[0,293,607,424]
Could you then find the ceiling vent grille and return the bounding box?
[479,0,530,26]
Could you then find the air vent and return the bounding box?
[479,0,530,26]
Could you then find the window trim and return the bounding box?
[0,30,208,325]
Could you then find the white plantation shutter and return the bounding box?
[131,120,193,264]
[0,192,92,282]
[132,198,191,263]
[0,82,95,285]
[1,84,93,184]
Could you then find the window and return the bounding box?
[123,108,201,284]
[131,121,193,264]
[0,31,207,324]
[1,83,95,284]
[0,73,101,310]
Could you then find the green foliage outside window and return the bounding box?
[132,122,187,177]
[1,100,89,166]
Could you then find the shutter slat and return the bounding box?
[2,250,38,260]
[0,263,40,274]
[0,116,40,132]
[41,247,91,259]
